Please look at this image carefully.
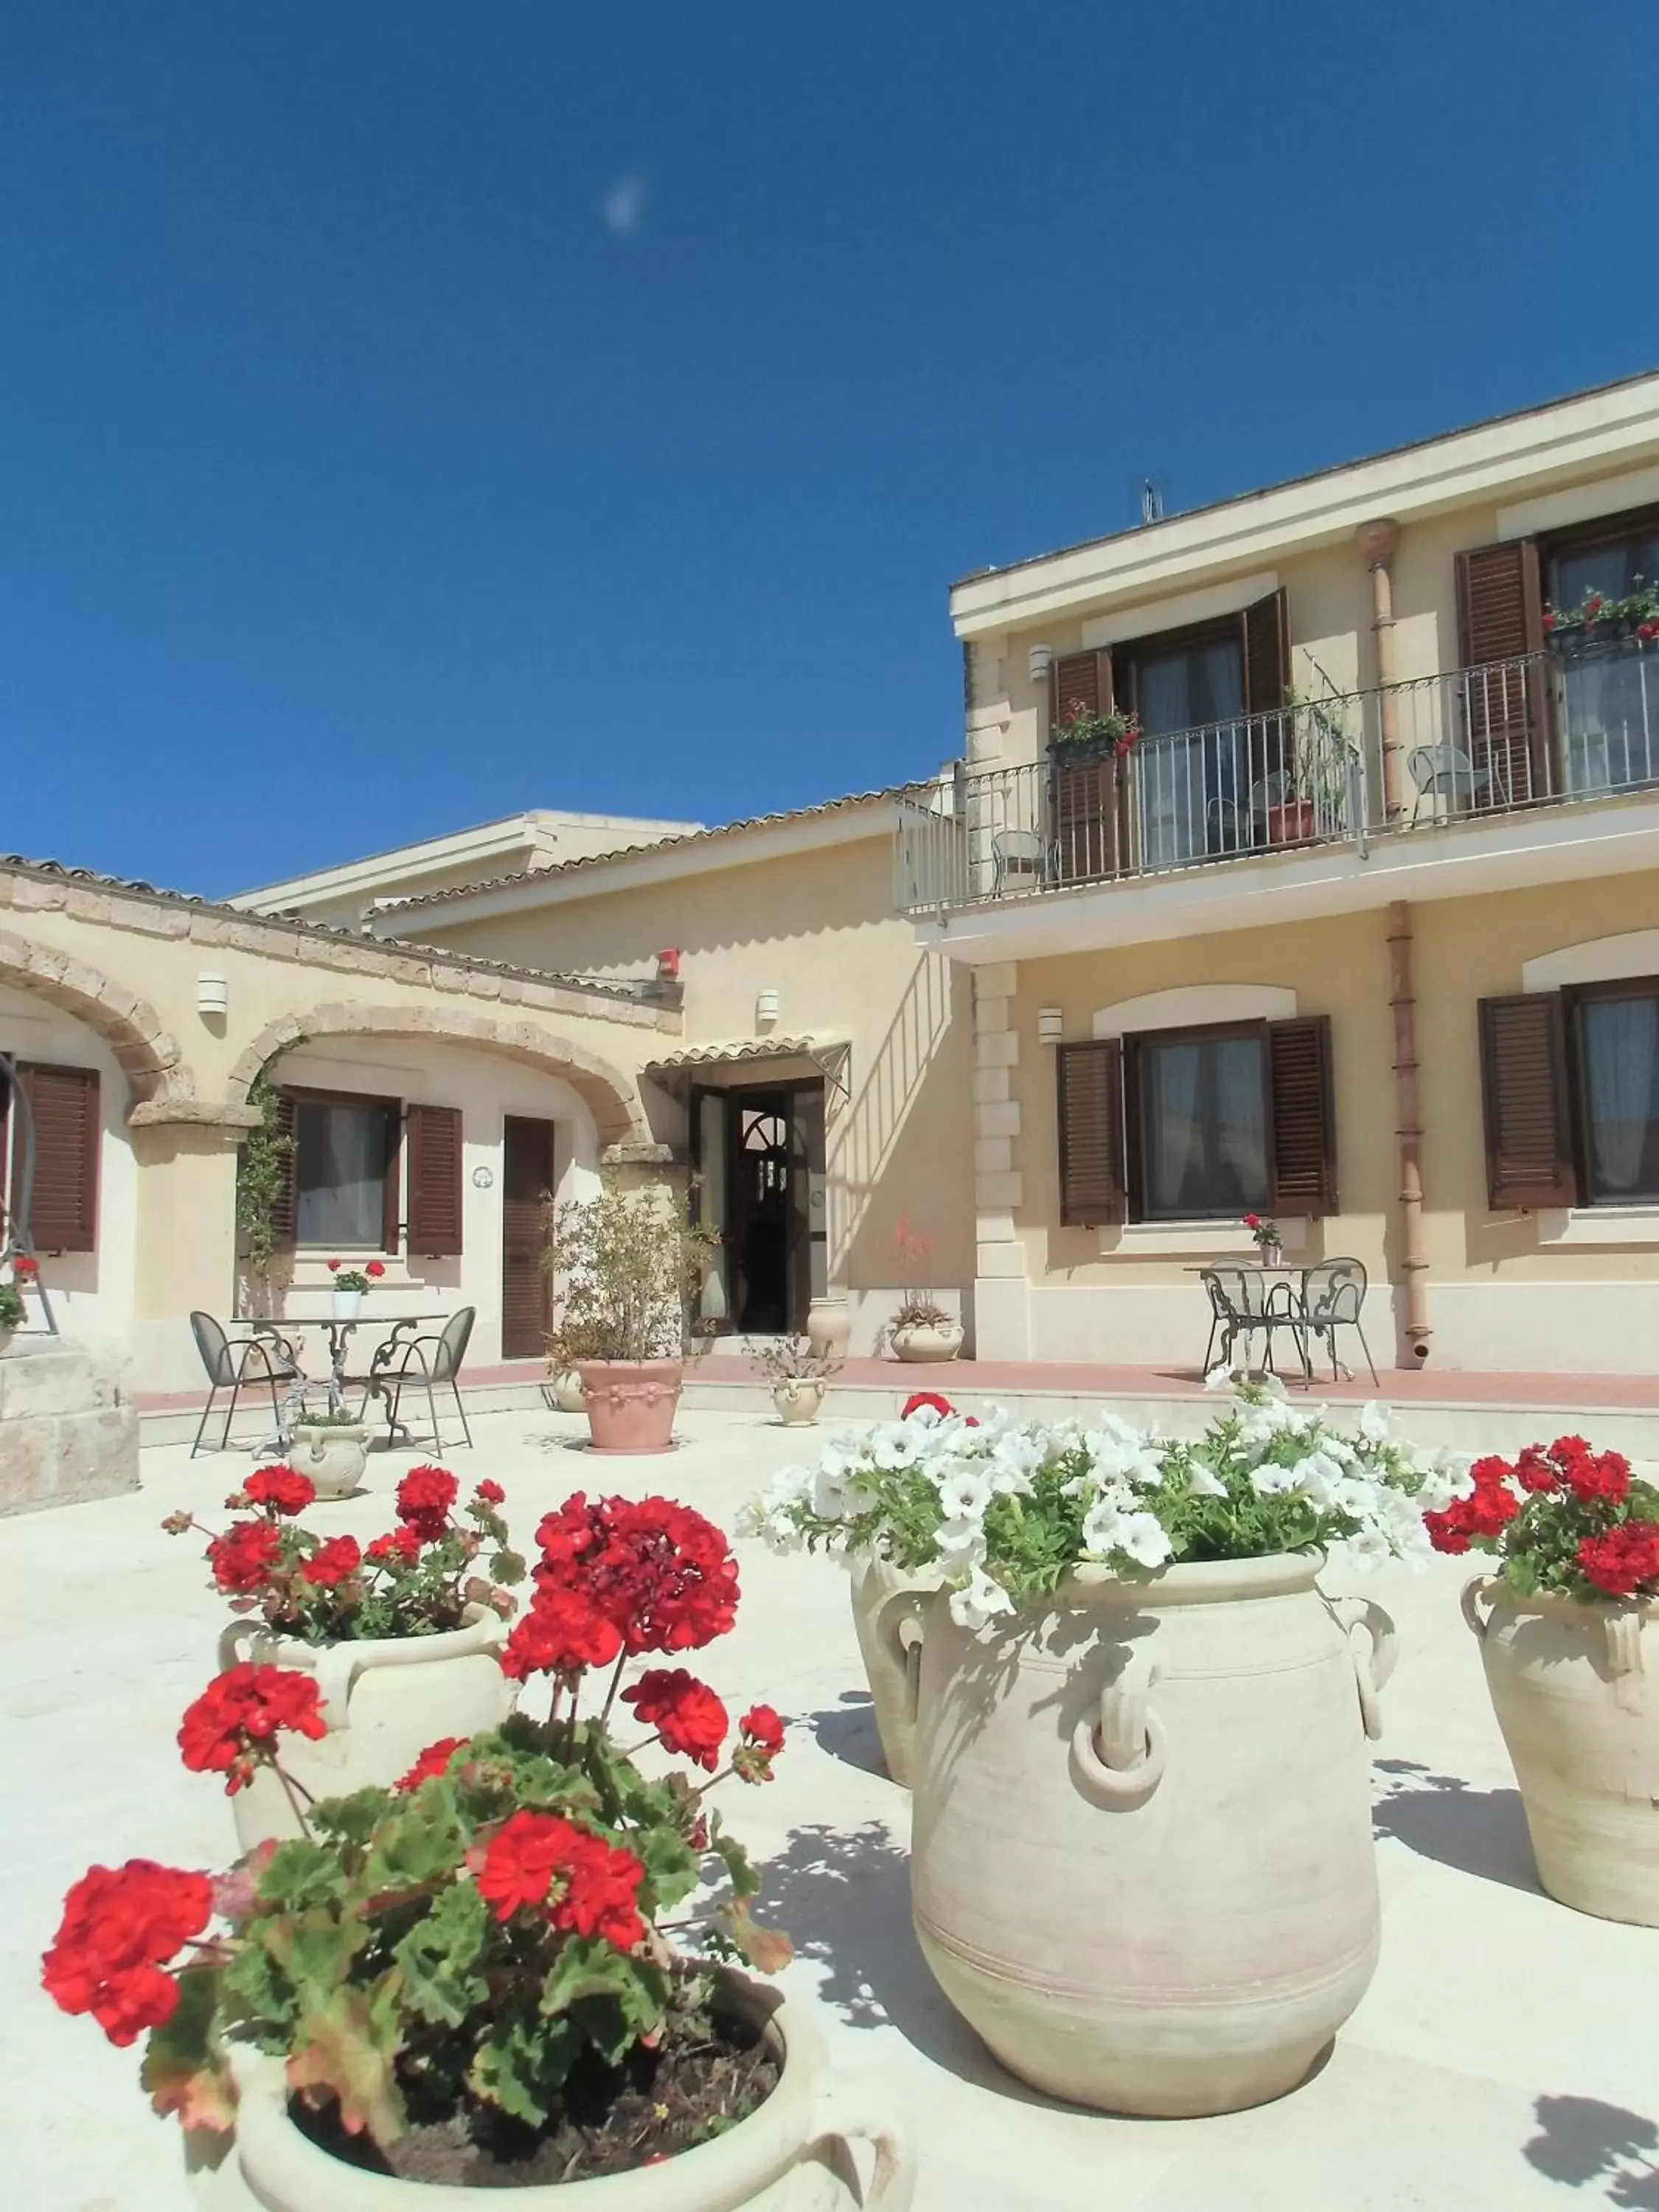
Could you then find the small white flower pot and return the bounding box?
[544,1367,587,1415]
[330,1289,364,1321]
[889,1320,963,1365]
[771,1380,824,1427]
[287,1422,369,1500]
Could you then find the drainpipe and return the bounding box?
[1357,519,1403,821]
[1386,899,1431,1364]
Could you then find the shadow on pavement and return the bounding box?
[1371,1757,1541,1895]
[1523,2094,1659,2207]
[806,1692,889,1779]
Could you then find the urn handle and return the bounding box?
[1460,1575,1497,1643]
[874,1587,928,1725]
[310,1641,362,1732]
[1071,1646,1166,1807]
[217,1619,258,1674]
[1329,1596,1398,1742]
[805,2078,917,2210]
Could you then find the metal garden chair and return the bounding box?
[1198,1266,1308,1380]
[364,1305,477,1452]
[990,827,1054,897]
[189,1312,304,1458]
[1408,744,1492,823]
[1299,1259,1379,1385]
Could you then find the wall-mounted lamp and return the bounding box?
[755,987,780,1031]
[1037,1007,1065,1046]
[197,972,229,1020]
[1028,644,1054,687]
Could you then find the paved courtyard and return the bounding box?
[4,1402,1658,2211]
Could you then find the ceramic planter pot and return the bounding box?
[806,1297,852,1363]
[331,1290,364,1321]
[215,1606,512,1851]
[888,1321,963,1366]
[577,1359,684,1454]
[544,1368,587,1415]
[772,1380,825,1428]
[848,1556,936,1787]
[194,1980,915,2211]
[892,1554,1394,2115]
[287,1423,369,1500]
[1463,1576,1659,1924]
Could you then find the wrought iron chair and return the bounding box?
[1299,1259,1379,1385]
[1408,744,1492,824]
[1206,771,1293,855]
[364,1306,476,1452]
[1198,1267,1307,1380]
[989,827,1054,897]
[189,1312,304,1458]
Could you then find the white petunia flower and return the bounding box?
[949,1563,1016,1632]
[936,1468,994,1523]
[1248,1456,1302,1496]
[1357,1401,1391,1444]
[1204,1363,1236,1391]
[869,1424,923,1471]
[1183,1456,1228,1499]
[934,1514,987,1565]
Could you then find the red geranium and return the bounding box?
[734,1704,785,1785]
[397,1464,459,1541]
[366,1525,424,1568]
[902,1391,956,1421]
[1554,1435,1632,1507]
[41,1860,212,2046]
[299,1534,361,1590]
[13,1254,37,1276]
[178,1664,327,1793]
[205,1517,282,1595]
[1425,1431,1659,1604]
[327,1259,341,1273]
[622,1669,728,1770]
[366,1260,386,1279]
[475,1479,506,1506]
[533,1493,740,1655]
[500,1585,624,1680]
[396,1736,468,1792]
[243,1465,317,1517]
[476,1811,645,1950]
[1579,1522,1659,1599]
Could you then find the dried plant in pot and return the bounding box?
[751,1337,841,1428]
[1427,1434,1659,1924]
[747,1380,1458,2115]
[164,1467,524,1848]
[44,1492,914,2209]
[884,1220,961,1365]
[546,1175,704,1455]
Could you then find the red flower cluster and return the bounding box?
[299,1534,362,1590]
[902,1391,955,1421]
[476,1811,645,1949]
[1578,1523,1659,1599]
[397,1464,458,1542]
[1423,1460,1522,1554]
[178,1664,327,1793]
[241,1466,316,1517]
[501,1585,622,1680]
[13,1254,38,1277]
[41,1860,212,2046]
[396,1736,468,1792]
[622,1669,728,1770]
[475,1479,506,1506]
[206,1517,282,1593]
[734,1704,785,1785]
[1640,621,1659,642]
[366,1525,424,1568]
[532,1492,740,1656]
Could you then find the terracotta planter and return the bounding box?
[1463,1576,1659,1924]
[196,1980,915,2211]
[772,1380,824,1427]
[1265,800,1315,845]
[577,1359,684,1455]
[806,1296,852,1363]
[848,1556,935,1787]
[894,1554,1394,2115]
[544,1368,587,1415]
[215,1606,512,1851]
[889,1321,963,1365]
[287,1423,369,1500]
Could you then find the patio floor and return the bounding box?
[5,1401,1658,2210]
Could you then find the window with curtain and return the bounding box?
[1575,990,1659,1203]
[1121,627,1247,868]
[1135,1029,1270,1220]
[295,1096,396,1247]
[1548,515,1659,795]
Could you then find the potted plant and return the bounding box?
[885,1220,962,1364]
[546,1174,703,1455]
[0,1254,34,1352]
[1242,1212,1284,1265]
[1048,698,1141,763]
[327,1259,386,1320]
[287,1402,373,1498]
[751,1336,841,1427]
[44,1492,915,2210]
[747,1380,1455,2116]
[163,1467,524,1849]
[1428,1433,1659,1925]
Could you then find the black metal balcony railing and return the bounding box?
[894,641,1659,917]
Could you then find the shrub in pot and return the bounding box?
[748,1381,1458,2116]
[164,1467,524,1848]
[1427,1433,1659,1925]
[884,1220,961,1364]
[752,1336,842,1428]
[286,1404,372,1498]
[547,1175,703,1455]
[44,1492,914,2209]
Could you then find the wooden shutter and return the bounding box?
[13,1063,99,1253]
[1478,992,1576,1209]
[1049,650,1121,882]
[1057,1039,1125,1226]
[1242,588,1290,713]
[1049,648,1113,728]
[268,1091,299,1248]
[1455,540,1545,807]
[380,1105,403,1255]
[406,1103,464,1257]
[1267,1017,1337,1217]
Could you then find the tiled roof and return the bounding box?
[380,783,933,915]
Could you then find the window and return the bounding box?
[1056,1017,1335,1228]
[291,1092,399,1249]
[1547,511,1659,796]
[1478,979,1659,1211]
[3,1061,100,1253]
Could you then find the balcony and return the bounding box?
[896,640,1659,922]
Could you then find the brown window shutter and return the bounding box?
[406,1103,465,1258]
[1049,647,1113,730]
[268,1091,299,1248]
[1057,1038,1125,1226]
[1455,539,1545,806]
[1242,588,1290,714]
[1266,1017,1337,1217]
[14,1063,100,1253]
[1478,992,1576,1209]
[380,1106,404,1255]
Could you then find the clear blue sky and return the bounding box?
[4,1,1652,897]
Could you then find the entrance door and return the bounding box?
[695,1081,824,1336]
[501,1116,554,1360]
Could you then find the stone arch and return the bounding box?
[0,925,194,1110]
[226,1000,644,1149]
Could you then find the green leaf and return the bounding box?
[469,2013,573,2126]
[262,1907,370,2002]
[141,1966,236,2134]
[361,1796,466,1893]
[538,1933,633,2019]
[256,1840,347,1911]
[706,1827,759,1904]
[393,1883,490,2028]
[220,1933,297,2034]
[285,1983,406,2146]
[310,1787,392,1847]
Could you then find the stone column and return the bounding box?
[129,1102,259,1392]
[971,962,1030,1359]
[1357,518,1404,820]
